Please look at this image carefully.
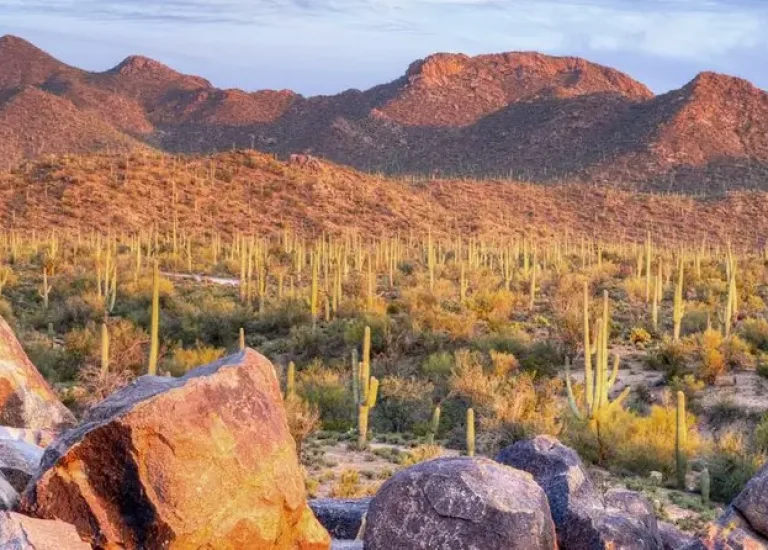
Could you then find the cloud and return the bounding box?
[1,0,767,94]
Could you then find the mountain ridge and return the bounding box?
[2,34,767,193]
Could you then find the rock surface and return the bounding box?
[684,506,768,549]
[0,474,18,510]
[0,511,91,549]
[658,521,694,550]
[0,316,75,430]
[732,463,768,538]
[364,456,557,550]
[310,498,370,540]
[21,349,330,550]
[496,435,662,549]
[0,438,43,492]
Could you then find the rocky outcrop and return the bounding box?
[310,498,370,540]
[684,462,768,549]
[364,456,557,549]
[496,435,662,549]
[0,438,43,492]
[0,511,91,548]
[0,474,18,510]
[21,349,330,550]
[658,521,693,550]
[0,316,75,430]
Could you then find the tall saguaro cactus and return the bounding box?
[676,390,687,489]
[356,327,379,446]
[566,283,630,462]
[466,408,475,457]
[673,260,685,341]
[148,260,160,375]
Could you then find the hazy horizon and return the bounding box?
[1,0,767,96]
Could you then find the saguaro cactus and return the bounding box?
[673,261,685,341]
[676,391,687,489]
[700,467,710,505]
[100,322,110,378]
[466,408,475,457]
[357,327,379,446]
[286,361,296,398]
[148,260,160,375]
[238,327,245,351]
[566,283,629,462]
[426,405,441,445]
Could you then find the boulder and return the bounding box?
[310,498,370,539]
[0,511,90,549]
[0,316,75,430]
[364,456,557,550]
[0,426,58,447]
[0,438,43,492]
[0,474,18,510]
[732,463,768,538]
[21,349,330,550]
[685,506,768,549]
[604,488,660,542]
[496,435,662,549]
[658,521,693,550]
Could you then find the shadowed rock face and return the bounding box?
[0,511,90,549]
[0,316,75,430]
[21,349,331,550]
[310,498,370,540]
[364,456,557,550]
[496,435,662,550]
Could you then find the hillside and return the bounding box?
[3,150,768,247]
[2,35,768,192]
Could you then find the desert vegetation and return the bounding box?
[3,214,768,535]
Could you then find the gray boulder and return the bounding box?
[496,435,662,549]
[364,456,557,550]
[0,474,18,510]
[310,498,370,540]
[658,521,693,550]
[733,463,768,538]
[0,438,43,492]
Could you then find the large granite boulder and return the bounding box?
[0,316,75,430]
[496,435,662,549]
[364,456,557,550]
[21,349,330,550]
[310,498,370,540]
[0,438,43,492]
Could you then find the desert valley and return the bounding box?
[2,32,768,549]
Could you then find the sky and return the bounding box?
[1,0,767,96]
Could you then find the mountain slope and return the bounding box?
[2,151,768,248]
[2,35,768,193]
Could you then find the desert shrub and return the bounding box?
[285,394,321,455]
[696,329,726,384]
[721,335,754,370]
[629,327,652,346]
[421,351,454,384]
[647,339,688,380]
[375,376,435,433]
[565,399,702,477]
[165,342,225,376]
[706,430,765,503]
[297,361,355,431]
[740,318,768,352]
[753,414,768,453]
[681,307,711,337]
[450,349,563,455]
[669,375,705,412]
[401,445,442,466]
[490,350,519,377]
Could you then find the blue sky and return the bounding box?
[1,0,766,96]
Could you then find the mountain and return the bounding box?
[1,35,768,193]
